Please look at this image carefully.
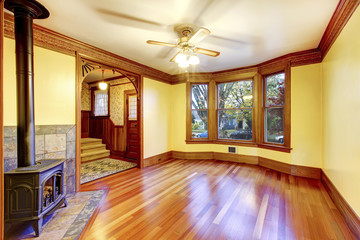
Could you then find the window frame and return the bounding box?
[189,83,209,140]
[258,64,291,152]
[185,64,291,153]
[215,79,255,143]
[263,71,285,144]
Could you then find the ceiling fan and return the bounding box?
[146,24,220,67]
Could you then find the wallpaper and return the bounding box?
[81,82,91,111]
[110,83,135,126]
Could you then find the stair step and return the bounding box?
[81,149,110,163]
[81,143,106,153]
[81,149,110,158]
[81,138,102,144]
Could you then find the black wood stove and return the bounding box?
[4,0,67,236]
[4,160,67,236]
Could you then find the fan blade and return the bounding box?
[194,47,220,57]
[146,40,177,48]
[170,52,180,62]
[188,28,210,45]
[95,8,170,32]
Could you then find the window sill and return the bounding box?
[186,139,257,148]
[185,139,291,153]
[257,143,291,153]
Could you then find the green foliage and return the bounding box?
[265,73,285,136]
[192,123,200,130]
[218,80,253,130]
[266,73,285,106]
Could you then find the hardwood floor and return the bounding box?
[80,159,355,240]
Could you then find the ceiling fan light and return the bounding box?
[178,61,189,68]
[175,53,187,63]
[188,55,200,65]
[99,82,108,90]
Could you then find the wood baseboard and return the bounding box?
[258,157,321,179]
[145,151,321,179]
[143,151,173,167]
[172,151,214,160]
[291,164,321,179]
[172,151,258,165]
[258,157,291,175]
[321,170,360,239]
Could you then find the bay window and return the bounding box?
[186,64,290,152]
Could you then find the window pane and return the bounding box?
[265,107,284,144]
[128,95,137,120]
[266,73,285,106]
[218,109,252,140]
[94,90,108,116]
[192,84,208,109]
[192,110,208,138]
[218,80,253,109]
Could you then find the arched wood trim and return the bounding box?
[75,53,143,191]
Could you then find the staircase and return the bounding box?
[81,138,110,163]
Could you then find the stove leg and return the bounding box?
[64,198,68,207]
[31,217,43,237]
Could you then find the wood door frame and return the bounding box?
[0,0,4,238]
[124,90,138,161]
[75,53,143,192]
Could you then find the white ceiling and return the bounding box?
[31,0,338,74]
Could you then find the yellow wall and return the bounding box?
[143,78,172,158]
[322,6,360,216]
[170,67,323,168]
[4,38,75,126]
[291,63,323,167]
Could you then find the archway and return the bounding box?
[75,55,142,189]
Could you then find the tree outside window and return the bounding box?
[191,84,208,138]
[217,80,253,140]
[264,72,285,144]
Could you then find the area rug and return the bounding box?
[5,190,105,240]
[81,158,137,184]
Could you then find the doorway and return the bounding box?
[76,56,142,188]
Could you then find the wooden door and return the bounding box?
[126,94,139,160]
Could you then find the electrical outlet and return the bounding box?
[228,146,237,153]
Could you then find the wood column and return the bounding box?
[0,1,4,238]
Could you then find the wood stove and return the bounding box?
[4,0,67,236]
[4,159,67,236]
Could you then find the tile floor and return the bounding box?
[5,190,105,240]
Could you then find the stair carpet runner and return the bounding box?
[81,138,110,163]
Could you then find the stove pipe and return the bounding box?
[4,0,49,167]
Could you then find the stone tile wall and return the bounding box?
[3,125,76,194]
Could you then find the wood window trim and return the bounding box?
[215,78,256,143]
[187,83,210,140]
[186,63,291,153]
[260,64,291,150]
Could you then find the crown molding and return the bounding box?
[3,12,172,84]
[4,0,360,85]
[318,0,360,59]
[171,49,322,84]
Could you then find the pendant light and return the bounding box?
[99,70,107,90]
